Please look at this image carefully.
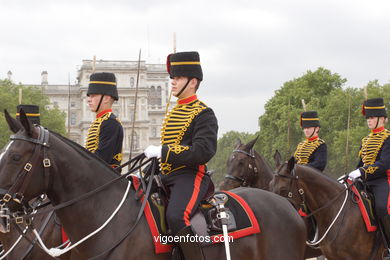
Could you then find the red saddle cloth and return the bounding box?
[347,179,377,232]
[130,176,260,254]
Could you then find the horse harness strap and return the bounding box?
[3,126,51,207]
[225,149,258,187]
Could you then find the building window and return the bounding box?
[130,77,134,88]
[70,112,76,125]
[71,102,76,108]
[152,127,157,137]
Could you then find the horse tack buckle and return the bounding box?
[15,216,24,224]
[13,193,24,204]
[288,192,293,198]
[24,163,33,172]
[2,194,12,203]
[43,158,51,168]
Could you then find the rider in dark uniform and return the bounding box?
[348,98,390,259]
[294,111,327,172]
[85,72,123,169]
[144,51,218,260]
[16,104,40,125]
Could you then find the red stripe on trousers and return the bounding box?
[183,165,205,226]
[387,170,390,215]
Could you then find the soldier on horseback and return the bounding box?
[294,111,327,172]
[85,72,124,169]
[348,98,390,259]
[144,51,218,260]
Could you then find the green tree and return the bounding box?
[255,67,346,168]
[208,131,255,184]
[254,68,390,178]
[0,79,66,147]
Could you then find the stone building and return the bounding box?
[40,59,170,160]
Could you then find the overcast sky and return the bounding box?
[1,0,390,136]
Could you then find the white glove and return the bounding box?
[348,169,361,180]
[144,145,162,159]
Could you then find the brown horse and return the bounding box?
[0,110,308,260]
[270,157,384,260]
[219,137,273,191]
[0,206,70,260]
[219,137,323,259]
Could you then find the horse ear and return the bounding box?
[19,109,34,136]
[287,156,296,173]
[4,109,22,133]
[274,150,282,168]
[245,135,259,150]
[234,138,242,149]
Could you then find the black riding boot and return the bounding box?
[173,226,204,260]
[380,215,390,260]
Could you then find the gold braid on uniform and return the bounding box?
[294,138,325,165]
[359,129,390,175]
[160,100,207,175]
[85,112,111,153]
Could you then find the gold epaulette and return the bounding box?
[359,129,390,167]
[294,138,325,165]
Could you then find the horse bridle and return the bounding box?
[224,149,258,187]
[274,166,306,209]
[0,125,51,223]
[275,165,354,218]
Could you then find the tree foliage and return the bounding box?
[255,69,390,177]
[208,68,390,181]
[0,79,66,147]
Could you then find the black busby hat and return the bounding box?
[87,72,118,100]
[166,51,203,81]
[16,104,40,125]
[300,111,320,128]
[362,98,387,118]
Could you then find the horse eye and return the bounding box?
[12,154,21,161]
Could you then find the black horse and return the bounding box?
[0,110,307,260]
[271,157,384,260]
[219,137,324,259]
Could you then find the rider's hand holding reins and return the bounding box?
[144,145,162,159]
[347,169,362,180]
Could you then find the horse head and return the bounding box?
[220,136,264,190]
[0,110,48,216]
[270,156,304,208]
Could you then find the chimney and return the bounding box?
[41,71,48,85]
[7,71,12,81]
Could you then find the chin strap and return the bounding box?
[176,78,192,98]
[95,95,105,113]
[374,117,380,130]
[308,127,318,138]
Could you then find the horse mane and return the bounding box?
[297,164,339,183]
[49,130,121,177]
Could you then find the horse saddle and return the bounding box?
[129,175,261,254]
[347,179,377,232]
